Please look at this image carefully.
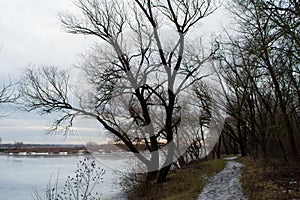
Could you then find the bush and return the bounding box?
[33,158,105,200]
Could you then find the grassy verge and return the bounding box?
[162,158,225,200]
[125,158,226,200]
[238,157,300,200]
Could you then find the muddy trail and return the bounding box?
[198,156,246,200]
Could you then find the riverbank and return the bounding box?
[124,157,226,200]
[0,143,88,154]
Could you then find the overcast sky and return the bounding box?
[0,0,89,76]
[0,0,101,144]
[0,0,232,144]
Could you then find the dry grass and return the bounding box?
[239,157,300,200]
[125,158,226,200]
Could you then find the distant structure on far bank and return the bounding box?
[0,137,2,144]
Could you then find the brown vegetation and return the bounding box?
[239,157,300,200]
[123,157,226,200]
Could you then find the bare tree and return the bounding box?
[216,0,299,159]
[0,48,18,116]
[0,82,14,104]
[0,79,18,117]
[33,158,105,200]
[19,0,220,182]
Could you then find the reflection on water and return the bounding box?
[0,154,127,200]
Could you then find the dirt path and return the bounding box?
[198,156,246,200]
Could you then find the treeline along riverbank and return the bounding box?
[0,142,147,155]
[0,143,88,154]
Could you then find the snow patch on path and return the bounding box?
[198,157,246,200]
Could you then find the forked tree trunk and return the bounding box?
[146,170,158,182]
[145,162,173,183]
[156,164,172,183]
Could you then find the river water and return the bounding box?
[0,154,129,200]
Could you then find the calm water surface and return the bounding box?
[0,154,128,200]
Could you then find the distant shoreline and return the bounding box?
[0,143,85,147]
[0,142,144,155]
[0,143,88,155]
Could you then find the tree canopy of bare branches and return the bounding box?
[19,0,221,182]
[216,0,299,159]
[0,78,18,117]
[0,82,15,104]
